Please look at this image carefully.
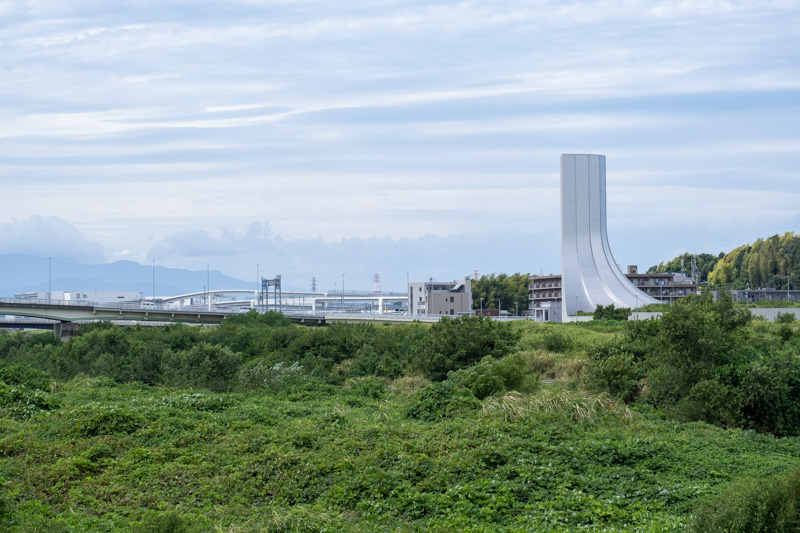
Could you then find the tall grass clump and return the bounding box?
[692,469,800,532]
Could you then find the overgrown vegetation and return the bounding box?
[471,272,530,312]
[652,231,800,289]
[2,306,800,530]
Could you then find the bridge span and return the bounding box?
[157,289,407,313]
[0,298,433,340]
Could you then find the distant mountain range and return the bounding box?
[0,254,253,297]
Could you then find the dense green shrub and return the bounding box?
[586,340,643,403]
[134,511,191,533]
[0,363,53,391]
[405,381,481,421]
[162,342,242,392]
[540,329,575,353]
[447,354,537,400]
[413,316,519,381]
[593,304,632,320]
[71,403,144,436]
[692,469,800,532]
[0,382,60,420]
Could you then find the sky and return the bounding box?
[1,0,799,293]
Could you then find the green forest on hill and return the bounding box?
[648,231,800,290]
[2,298,800,532]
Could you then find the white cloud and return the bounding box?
[0,216,105,262]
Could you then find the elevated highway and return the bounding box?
[0,298,429,340]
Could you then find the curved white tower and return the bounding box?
[561,154,658,316]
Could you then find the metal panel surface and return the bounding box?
[560,154,658,316]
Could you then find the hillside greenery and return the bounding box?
[1,305,800,531]
[650,232,800,290]
[647,252,723,284]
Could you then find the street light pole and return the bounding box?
[515,301,518,317]
[207,265,210,311]
[480,298,484,316]
[342,273,345,310]
[152,260,155,301]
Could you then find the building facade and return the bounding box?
[408,279,472,316]
[560,154,658,316]
[530,267,697,314]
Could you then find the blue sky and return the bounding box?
[1,0,798,292]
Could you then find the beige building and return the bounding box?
[408,279,472,316]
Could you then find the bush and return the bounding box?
[405,381,481,421]
[71,403,144,437]
[593,304,631,321]
[540,329,574,353]
[413,316,520,381]
[0,383,60,420]
[586,341,643,403]
[447,354,538,400]
[776,311,796,324]
[0,363,53,391]
[692,469,800,532]
[162,343,242,392]
[134,511,190,533]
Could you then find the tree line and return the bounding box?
[648,231,800,290]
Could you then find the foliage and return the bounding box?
[592,304,632,321]
[70,402,144,436]
[404,380,481,420]
[692,469,800,533]
[471,272,530,313]
[749,300,800,308]
[648,252,723,284]
[6,375,800,532]
[9,307,800,530]
[412,316,520,381]
[586,339,644,403]
[0,363,53,391]
[482,389,632,423]
[707,231,800,290]
[539,329,575,353]
[133,511,191,533]
[0,383,60,420]
[162,342,242,392]
[446,354,538,400]
[587,292,800,436]
[637,302,672,312]
[238,360,307,392]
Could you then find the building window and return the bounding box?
[450,296,454,302]
[450,309,454,315]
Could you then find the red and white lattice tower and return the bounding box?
[473,270,479,281]
[373,274,381,295]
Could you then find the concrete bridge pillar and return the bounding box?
[54,322,79,341]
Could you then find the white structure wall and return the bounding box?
[560,154,658,316]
